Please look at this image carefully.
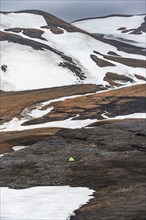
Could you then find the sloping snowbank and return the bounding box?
[102,112,146,120]
[112,112,146,119]
[1,41,80,91]
[1,186,94,220]
[73,15,145,33]
[1,15,145,91]
[12,145,28,151]
[0,12,46,30]
[0,116,97,132]
[73,15,146,47]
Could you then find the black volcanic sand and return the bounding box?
[0,119,146,220]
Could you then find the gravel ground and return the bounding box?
[0,119,146,219]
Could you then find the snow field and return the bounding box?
[1,42,80,91]
[1,186,94,220]
[1,13,145,91]
[0,12,47,30]
[73,15,146,47]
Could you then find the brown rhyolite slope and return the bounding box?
[0,128,60,154]
[22,84,146,125]
[0,84,146,154]
[0,84,100,123]
[0,84,102,153]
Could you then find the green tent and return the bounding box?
[67,157,76,162]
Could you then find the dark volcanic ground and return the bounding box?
[0,119,146,220]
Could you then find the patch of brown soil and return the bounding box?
[23,84,146,125]
[117,27,127,31]
[104,72,134,86]
[0,31,8,39]
[5,28,22,33]
[103,55,146,68]
[4,28,45,40]
[0,127,60,154]
[0,84,100,123]
[53,83,146,106]
[107,51,121,56]
[23,28,45,39]
[50,27,64,34]
[135,74,146,81]
[50,83,145,118]
[90,54,116,67]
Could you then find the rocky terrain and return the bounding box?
[0,119,146,219]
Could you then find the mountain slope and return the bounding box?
[0,11,146,220]
[73,14,146,47]
[0,11,145,91]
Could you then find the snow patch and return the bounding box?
[12,145,28,151]
[0,12,47,30]
[0,153,8,157]
[1,112,145,133]
[1,186,94,220]
[102,112,146,120]
[0,116,97,132]
[112,112,146,119]
[27,107,53,119]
